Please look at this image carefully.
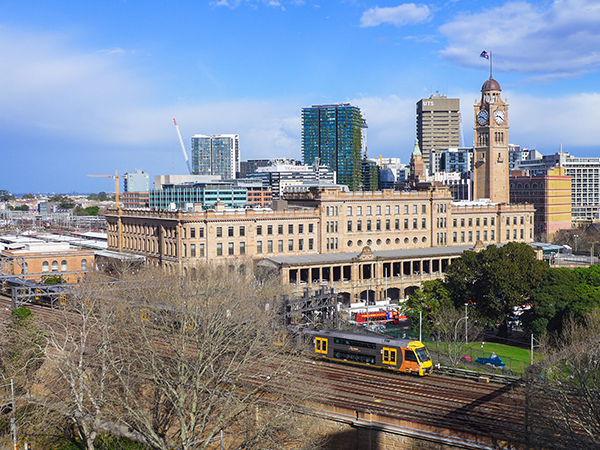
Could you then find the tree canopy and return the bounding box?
[444,242,548,337]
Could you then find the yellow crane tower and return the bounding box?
[87,170,126,209]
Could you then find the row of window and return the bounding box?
[347,237,427,247]
[347,218,427,232]
[257,238,314,254]
[41,259,88,272]
[257,223,314,236]
[344,204,428,217]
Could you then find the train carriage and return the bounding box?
[304,329,433,376]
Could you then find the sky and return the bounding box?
[2,0,600,194]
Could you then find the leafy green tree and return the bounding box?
[0,190,14,201]
[445,242,548,337]
[11,204,30,211]
[87,192,108,201]
[21,193,34,199]
[42,275,65,285]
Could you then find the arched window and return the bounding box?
[81,259,88,270]
[52,261,59,272]
[61,260,68,271]
[42,261,49,272]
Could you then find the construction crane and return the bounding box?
[87,170,125,209]
[173,118,192,175]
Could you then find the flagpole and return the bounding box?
[490,51,493,79]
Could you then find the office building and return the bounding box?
[246,161,335,200]
[429,147,473,175]
[416,95,460,168]
[510,167,572,241]
[191,134,240,180]
[124,169,149,192]
[302,104,367,191]
[239,159,282,178]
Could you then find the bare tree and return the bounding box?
[41,273,117,450]
[526,309,600,449]
[107,264,324,450]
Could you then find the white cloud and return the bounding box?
[211,0,287,8]
[439,0,600,76]
[360,4,431,28]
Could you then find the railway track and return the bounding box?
[0,296,534,445]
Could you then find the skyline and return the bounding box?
[2,0,600,193]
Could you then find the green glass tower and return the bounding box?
[302,104,367,191]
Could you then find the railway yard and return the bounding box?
[0,295,547,449]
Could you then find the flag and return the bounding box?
[480,51,490,60]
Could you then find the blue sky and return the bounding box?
[2,0,600,193]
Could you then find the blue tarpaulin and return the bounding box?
[475,354,505,368]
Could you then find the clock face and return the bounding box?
[494,109,505,125]
[477,110,489,125]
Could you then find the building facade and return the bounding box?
[124,169,150,192]
[302,104,367,191]
[247,162,335,199]
[190,134,240,179]
[106,186,534,274]
[514,151,600,222]
[416,95,461,168]
[510,167,572,240]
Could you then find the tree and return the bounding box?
[43,275,117,450]
[21,194,34,199]
[87,192,108,202]
[524,309,600,449]
[445,242,548,337]
[0,190,14,201]
[405,280,481,366]
[107,265,323,450]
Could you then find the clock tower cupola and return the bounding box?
[473,76,509,203]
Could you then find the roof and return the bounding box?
[482,77,501,91]
[259,245,473,267]
[304,329,416,347]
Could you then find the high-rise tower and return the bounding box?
[302,104,367,191]
[190,134,240,180]
[473,77,509,203]
[416,95,460,168]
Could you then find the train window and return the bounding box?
[405,349,418,362]
[315,337,328,354]
[414,347,431,363]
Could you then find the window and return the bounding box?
[190,244,196,257]
[217,243,223,256]
[422,205,426,214]
[278,240,284,252]
[199,228,204,238]
[395,205,400,214]
[404,205,409,214]
[422,218,426,229]
[491,218,495,226]
[483,218,487,226]
[52,261,58,272]
[257,225,262,236]
[240,242,246,255]
[268,225,273,235]
[513,217,518,225]
[42,261,49,272]
[81,259,87,270]
[298,224,304,234]
[468,231,473,242]
[308,238,314,250]
[288,224,294,234]
[413,219,418,229]
[453,232,457,243]
[347,206,352,216]
[308,224,314,233]
[357,220,362,232]
[367,206,372,215]
[395,219,399,230]
[278,225,284,235]
[506,217,510,226]
[469,218,473,227]
[228,242,234,255]
[484,230,488,241]
[386,219,390,231]
[257,241,263,253]
[476,231,480,240]
[404,219,409,230]
[367,220,372,232]
[413,205,418,214]
[200,244,205,257]
[461,231,465,242]
[376,220,381,231]
[521,229,524,239]
[386,205,390,215]
[506,230,510,240]
[347,220,352,232]
[288,239,294,251]
[491,230,495,241]
[299,239,304,251]
[267,240,273,252]
[357,206,362,216]
[453,219,457,227]
[228,226,234,237]
[461,218,465,227]
[476,218,480,227]
[239,226,245,237]
[190,228,196,238]
[520,216,524,225]
[376,205,381,215]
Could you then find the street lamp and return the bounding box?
[574,234,579,254]
[454,303,469,346]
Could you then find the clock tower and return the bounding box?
[473,77,509,203]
